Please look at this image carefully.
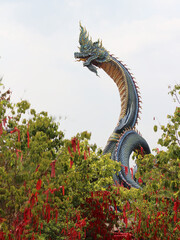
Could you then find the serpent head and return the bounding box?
[74,23,110,75]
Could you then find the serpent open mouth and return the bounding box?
[74,52,90,62]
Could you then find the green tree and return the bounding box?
[115,84,180,239]
[0,80,121,240]
[0,80,179,240]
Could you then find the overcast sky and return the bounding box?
[0,0,179,150]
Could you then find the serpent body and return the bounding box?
[74,24,150,189]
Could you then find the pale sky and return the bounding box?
[0,0,179,150]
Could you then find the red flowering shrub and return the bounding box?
[0,81,121,239]
[0,81,179,240]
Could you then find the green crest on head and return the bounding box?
[79,22,93,47]
[79,23,106,51]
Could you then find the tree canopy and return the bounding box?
[0,81,179,239]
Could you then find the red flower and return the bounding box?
[36,179,42,191]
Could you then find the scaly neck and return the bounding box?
[99,56,140,134]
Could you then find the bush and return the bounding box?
[0,81,179,239]
[0,80,120,239]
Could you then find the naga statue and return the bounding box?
[74,24,150,189]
